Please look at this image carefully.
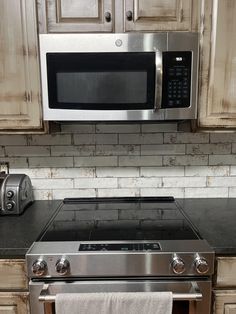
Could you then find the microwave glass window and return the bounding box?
[56,72,147,104]
[47,52,155,110]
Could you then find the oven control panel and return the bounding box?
[79,242,161,252]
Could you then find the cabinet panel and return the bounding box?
[45,0,113,33]
[225,304,236,314]
[0,260,27,290]
[214,291,236,314]
[215,257,236,288]
[0,0,42,130]
[125,0,196,31]
[0,293,29,314]
[199,0,236,128]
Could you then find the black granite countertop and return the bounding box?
[0,200,60,258]
[178,198,236,255]
[0,198,236,258]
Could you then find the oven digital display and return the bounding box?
[79,243,161,252]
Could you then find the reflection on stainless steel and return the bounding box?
[40,32,198,121]
[27,197,214,314]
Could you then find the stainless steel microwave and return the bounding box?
[39,33,199,121]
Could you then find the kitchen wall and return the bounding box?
[1,123,236,200]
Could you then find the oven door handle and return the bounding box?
[38,282,203,302]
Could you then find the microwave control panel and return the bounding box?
[162,51,192,109]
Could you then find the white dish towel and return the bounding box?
[55,291,173,314]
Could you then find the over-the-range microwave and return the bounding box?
[39,32,199,121]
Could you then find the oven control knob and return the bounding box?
[55,258,70,276]
[32,260,47,277]
[171,256,185,274]
[195,257,209,274]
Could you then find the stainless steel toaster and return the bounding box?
[0,173,34,215]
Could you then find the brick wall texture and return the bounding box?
[1,123,236,199]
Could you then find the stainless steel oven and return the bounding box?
[39,33,199,121]
[26,197,214,314]
[29,278,212,314]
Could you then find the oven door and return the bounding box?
[29,278,211,314]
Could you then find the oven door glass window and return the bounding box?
[46,52,155,110]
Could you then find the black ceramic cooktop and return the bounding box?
[38,197,200,242]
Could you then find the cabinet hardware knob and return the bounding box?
[126,11,133,21]
[105,12,111,22]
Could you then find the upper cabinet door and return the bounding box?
[124,0,198,32]
[199,0,236,128]
[40,0,113,33]
[0,0,42,131]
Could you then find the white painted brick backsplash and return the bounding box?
[74,134,118,145]
[2,126,236,200]
[210,133,236,143]
[74,178,117,189]
[119,156,162,166]
[186,143,231,155]
[51,168,95,178]
[53,189,96,199]
[164,133,209,144]
[10,168,51,178]
[163,155,208,166]
[185,166,229,177]
[29,157,73,168]
[32,178,73,189]
[163,177,206,187]
[119,133,163,144]
[75,156,117,167]
[0,157,28,168]
[98,188,140,197]
[51,145,95,156]
[33,189,53,200]
[231,143,236,153]
[118,177,162,188]
[141,167,184,177]
[0,135,27,146]
[28,134,71,145]
[0,147,4,157]
[61,124,95,133]
[229,187,236,197]
[209,155,236,165]
[141,144,185,155]
[141,123,178,133]
[96,124,140,133]
[207,176,236,187]
[140,188,184,198]
[96,167,139,177]
[96,145,140,156]
[230,166,236,175]
[185,187,228,198]
[6,146,50,157]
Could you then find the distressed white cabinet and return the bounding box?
[199,0,236,129]
[213,257,236,314]
[37,0,199,33]
[124,0,199,32]
[0,259,29,314]
[0,0,43,132]
[38,0,114,33]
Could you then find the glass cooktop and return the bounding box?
[38,197,200,242]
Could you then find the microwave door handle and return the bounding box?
[38,282,203,302]
[154,51,163,111]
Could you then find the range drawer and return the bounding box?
[0,259,28,290]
